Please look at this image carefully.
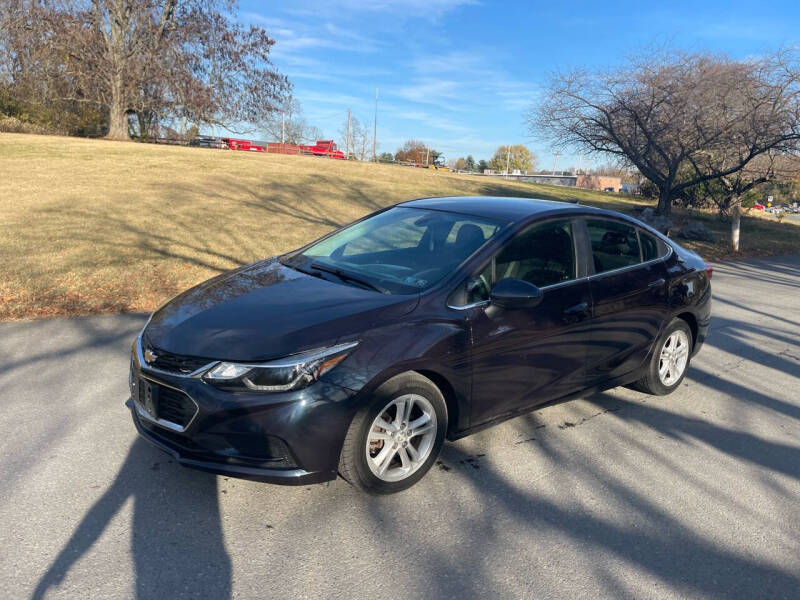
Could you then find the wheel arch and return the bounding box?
[414,369,461,439]
[675,311,698,350]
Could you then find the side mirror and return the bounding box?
[490,278,543,309]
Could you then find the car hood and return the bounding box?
[143,259,419,361]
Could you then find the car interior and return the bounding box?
[324,212,502,290]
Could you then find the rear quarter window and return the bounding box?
[639,230,670,261]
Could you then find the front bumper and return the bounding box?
[128,345,361,485]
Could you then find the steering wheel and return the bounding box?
[465,273,491,301]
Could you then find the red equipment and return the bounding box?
[306,140,345,159]
[221,138,265,152]
[217,137,345,159]
[266,140,345,159]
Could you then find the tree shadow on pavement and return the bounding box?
[31,437,231,600]
[437,436,800,600]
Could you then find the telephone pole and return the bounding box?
[372,88,378,162]
[281,112,285,145]
[345,109,351,160]
[505,147,511,177]
[552,151,561,175]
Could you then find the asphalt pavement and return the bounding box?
[1,255,799,599]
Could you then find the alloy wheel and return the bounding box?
[658,330,689,386]
[365,394,437,482]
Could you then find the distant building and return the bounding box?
[576,175,622,193]
[482,172,622,193]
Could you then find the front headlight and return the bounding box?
[202,341,358,392]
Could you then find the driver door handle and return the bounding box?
[647,278,666,289]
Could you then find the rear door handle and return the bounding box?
[647,278,666,289]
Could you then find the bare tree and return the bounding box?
[339,116,371,160]
[695,152,800,251]
[1,0,290,139]
[448,157,466,171]
[264,97,323,145]
[529,49,800,216]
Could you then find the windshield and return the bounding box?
[281,207,505,294]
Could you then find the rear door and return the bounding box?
[581,218,670,385]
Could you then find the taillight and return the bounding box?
[705,263,713,280]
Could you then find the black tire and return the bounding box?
[338,372,447,494]
[633,317,693,395]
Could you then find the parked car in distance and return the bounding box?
[753,203,765,210]
[128,197,712,494]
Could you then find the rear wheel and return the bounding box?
[633,318,693,395]
[339,372,447,494]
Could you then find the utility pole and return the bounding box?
[577,151,583,174]
[425,146,430,167]
[552,151,560,175]
[505,147,511,177]
[372,88,378,162]
[281,112,285,145]
[345,109,351,160]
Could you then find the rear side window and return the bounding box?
[586,219,641,274]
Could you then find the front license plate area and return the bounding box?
[139,378,159,418]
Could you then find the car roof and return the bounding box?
[398,196,614,223]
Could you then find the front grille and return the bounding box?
[137,377,197,428]
[145,346,212,375]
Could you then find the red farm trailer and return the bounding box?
[266,140,345,159]
[220,138,265,152]
[204,137,345,159]
[306,140,345,159]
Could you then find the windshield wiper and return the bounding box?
[310,261,389,294]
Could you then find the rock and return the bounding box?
[639,207,673,234]
[678,220,715,242]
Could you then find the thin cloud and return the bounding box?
[282,0,478,20]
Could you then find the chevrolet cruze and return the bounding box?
[128,196,712,494]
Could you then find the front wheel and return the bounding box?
[338,372,447,494]
[633,318,693,395]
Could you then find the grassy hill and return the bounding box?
[1,132,797,321]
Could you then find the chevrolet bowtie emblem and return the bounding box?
[144,349,158,364]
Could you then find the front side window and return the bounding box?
[282,207,504,294]
[586,219,641,274]
[458,219,577,305]
[496,220,576,287]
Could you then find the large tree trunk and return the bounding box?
[731,195,741,252]
[656,187,672,217]
[105,68,128,140]
[106,104,128,139]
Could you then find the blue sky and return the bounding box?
[240,0,800,169]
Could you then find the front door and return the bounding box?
[463,218,593,427]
